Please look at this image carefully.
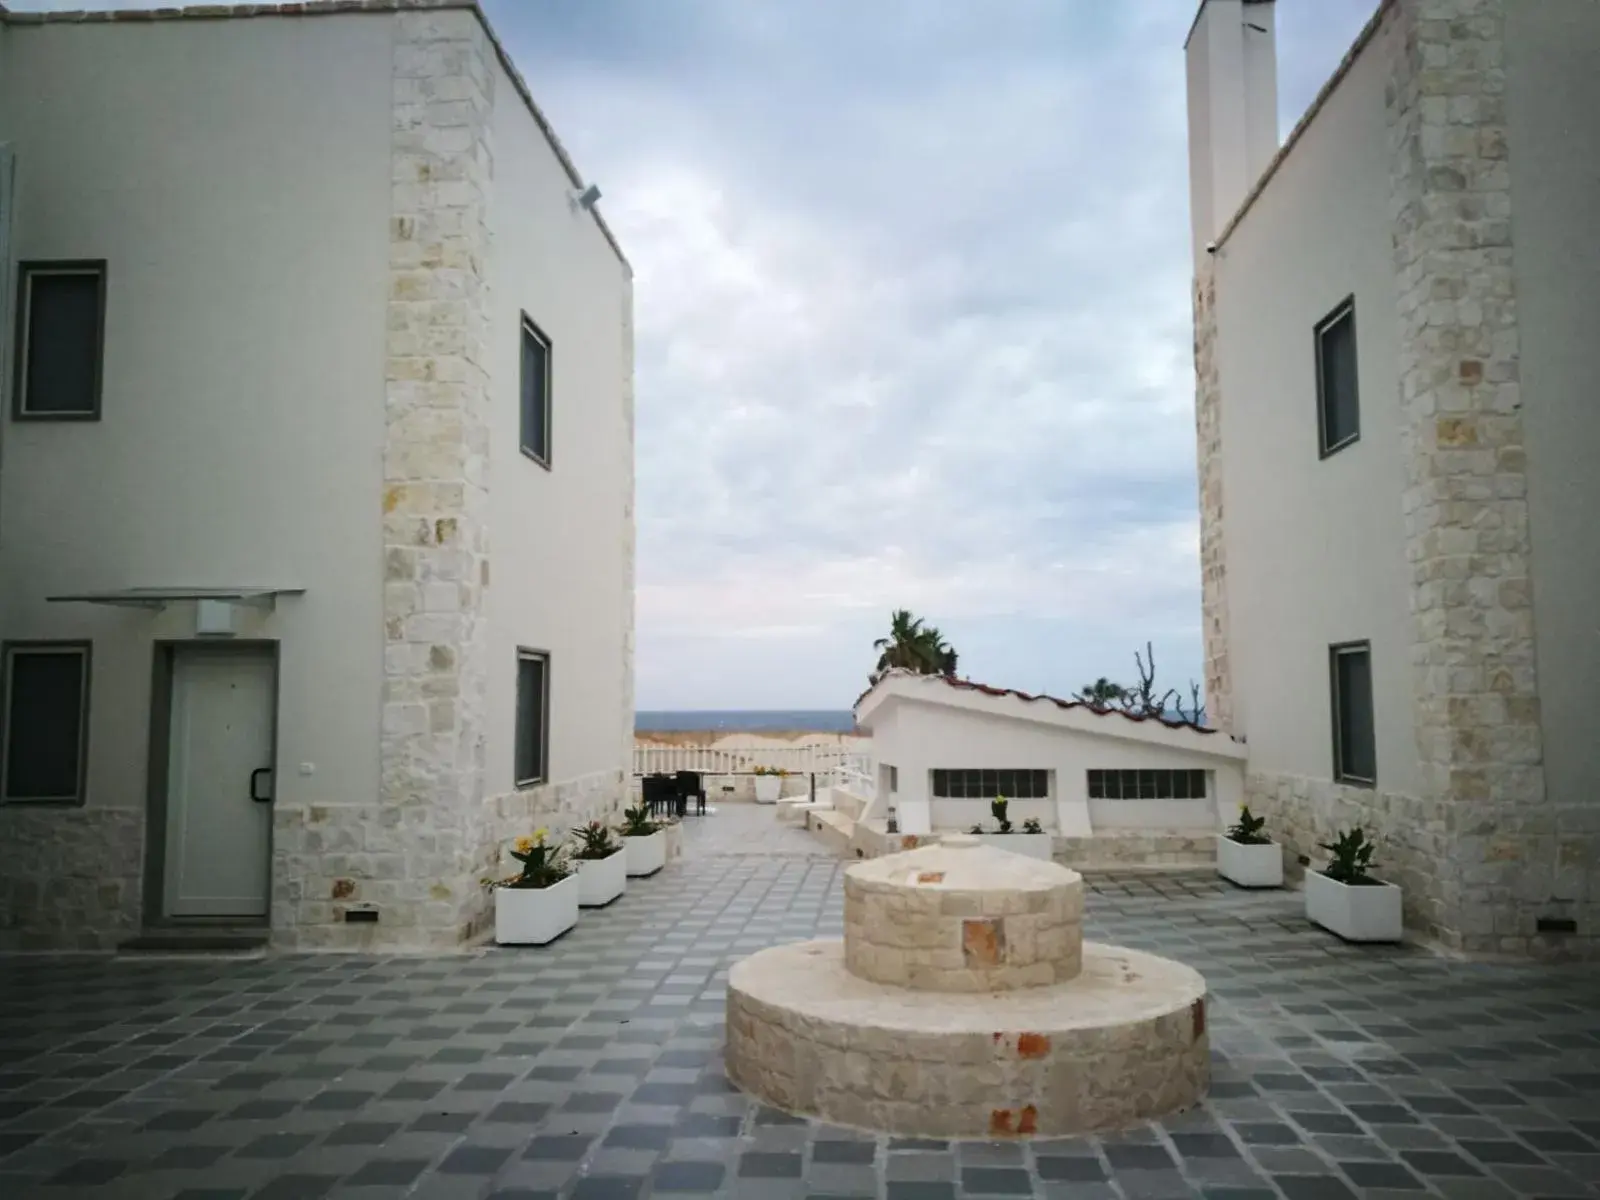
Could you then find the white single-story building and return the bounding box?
[853,672,1247,847]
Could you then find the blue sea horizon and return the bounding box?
[635,709,857,733]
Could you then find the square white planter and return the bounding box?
[975,832,1054,861]
[1305,870,1403,942]
[754,776,782,804]
[576,848,627,907]
[624,830,666,877]
[1217,836,1283,888]
[494,874,579,946]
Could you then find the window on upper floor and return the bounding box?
[1330,641,1376,786]
[514,648,549,787]
[520,315,551,466]
[1315,297,1359,456]
[1086,769,1207,801]
[2,642,91,805]
[14,262,106,421]
[930,769,1049,800]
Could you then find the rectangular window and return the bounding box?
[520,315,551,466]
[14,261,107,420]
[930,769,1049,800]
[886,765,898,793]
[1086,768,1207,801]
[1315,297,1359,456]
[514,649,549,787]
[1331,641,1376,785]
[2,642,91,804]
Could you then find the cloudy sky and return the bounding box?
[21,0,1378,712]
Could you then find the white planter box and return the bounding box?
[494,874,578,946]
[624,830,666,877]
[576,848,627,907]
[1305,870,1403,943]
[1217,836,1283,888]
[754,776,782,804]
[974,832,1054,861]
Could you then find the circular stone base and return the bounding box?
[726,940,1208,1138]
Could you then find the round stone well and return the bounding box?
[726,834,1209,1138]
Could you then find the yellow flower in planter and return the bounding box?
[514,836,534,853]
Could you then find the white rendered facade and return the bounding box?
[0,0,633,950]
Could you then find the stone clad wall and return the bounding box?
[1213,0,1594,958]
[0,809,143,950]
[1385,0,1583,957]
[1246,770,1450,939]
[274,7,498,950]
[1193,261,1232,734]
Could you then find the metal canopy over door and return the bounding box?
[163,645,276,918]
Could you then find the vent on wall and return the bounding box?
[1536,916,1577,935]
[344,908,379,924]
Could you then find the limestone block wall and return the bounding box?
[474,767,626,887]
[275,6,499,951]
[1198,0,1595,959]
[1386,0,1578,957]
[1193,260,1232,734]
[843,867,1082,992]
[0,809,143,950]
[1245,770,1449,938]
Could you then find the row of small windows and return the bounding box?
[1086,769,1208,801]
[931,769,1049,800]
[13,263,558,470]
[930,769,1217,802]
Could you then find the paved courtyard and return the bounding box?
[2,806,1598,1200]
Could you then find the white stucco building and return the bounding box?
[0,0,634,950]
[853,672,1246,865]
[1187,0,1600,956]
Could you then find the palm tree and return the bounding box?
[918,626,958,677]
[873,610,959,680]
[1075,677,1127,709]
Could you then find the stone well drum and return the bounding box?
[725,834,1209,1137]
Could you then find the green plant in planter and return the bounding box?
[752,765,790,777]
[1022,818,1043,834]
[618,803,658,838]
[1226,805,1271,846]
[990,795,1012,834]
[571,821,620,860]
[1319,827,1381,885]
[484,830,570,890]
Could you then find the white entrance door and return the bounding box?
[163,646,276,918]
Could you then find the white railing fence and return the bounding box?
[632,742,876,796]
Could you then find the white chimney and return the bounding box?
[1186,0,1279,268]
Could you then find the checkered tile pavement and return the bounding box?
[1,807,1597,1199]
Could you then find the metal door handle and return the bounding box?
[250,768,274,803]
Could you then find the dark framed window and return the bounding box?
[1330,641,1376,786]
[13,261,107,421]
[514,649,549,787]
[930,769,1049,800]
[1086,769,1207,801]
[886,765,898,793]
[1315,297,1359,456]
[519,315,551,466]
[1,642,92,804]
